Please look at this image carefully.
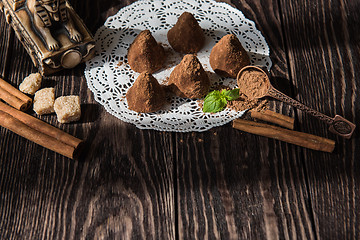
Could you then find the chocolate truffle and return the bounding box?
[167,54,210,99]
[209,34,250,78]
[127,30,166,73]
[167,12,205,53]
[126,72,166,113]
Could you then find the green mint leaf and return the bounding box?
[203,91,227,113]
[204,90,221,101]
[222,88,240,101]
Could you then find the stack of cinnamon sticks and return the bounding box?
[0,77,82,159]
[233,109,335,153]
[0,77,32,111]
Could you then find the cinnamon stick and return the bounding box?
[0,87,27,112]
[251,110,295,129]
[0,102,81,148]
[233,118,335,152]
[0,110,80,159]
[0,77,32,111]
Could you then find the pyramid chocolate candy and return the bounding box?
[126,72,166,113]
[167,12,205,53]
[210,34,250,78]
[127,30,166,73]
[167,54,210,99]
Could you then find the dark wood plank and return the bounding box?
[280,0,360,239]
[70,0,137,33]
[176,0,316,239]
[0,6,13,77]
[0,1,175,239]
[1,0,359,239]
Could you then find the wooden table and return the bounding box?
[1,0,359,239]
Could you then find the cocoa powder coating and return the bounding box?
[167,12,205,53]
[167,54,210,99]
[126,72,166,113]
[227,97,260,112]
[237,69,270,99]
[209,34,250,78]
[127,30,166,73]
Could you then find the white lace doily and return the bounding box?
[85,0,272,132]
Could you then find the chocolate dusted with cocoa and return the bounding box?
[167,12,205,53]
[127,30,166,73]
[126,72,166,113]
[210,34,250,78]
[167,54,210,99]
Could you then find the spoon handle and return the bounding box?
[266,86,356,138]
[267,86,333,124]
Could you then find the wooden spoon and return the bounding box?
[237,66,356,139]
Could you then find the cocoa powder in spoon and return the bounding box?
[237,69,270,99]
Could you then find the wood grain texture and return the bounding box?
[0,0,359,239]
[280,0,360,239]
[0,1,174,239]
[0,9,13,78]
[176,1,315,239]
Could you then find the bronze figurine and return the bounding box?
[0,0,95,75]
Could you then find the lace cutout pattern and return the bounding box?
[85,0,271,132]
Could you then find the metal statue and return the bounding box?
[0,0,95,75]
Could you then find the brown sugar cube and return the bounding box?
[19,73,42,95]
[54,96,81,123]
[33,88,55,115]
